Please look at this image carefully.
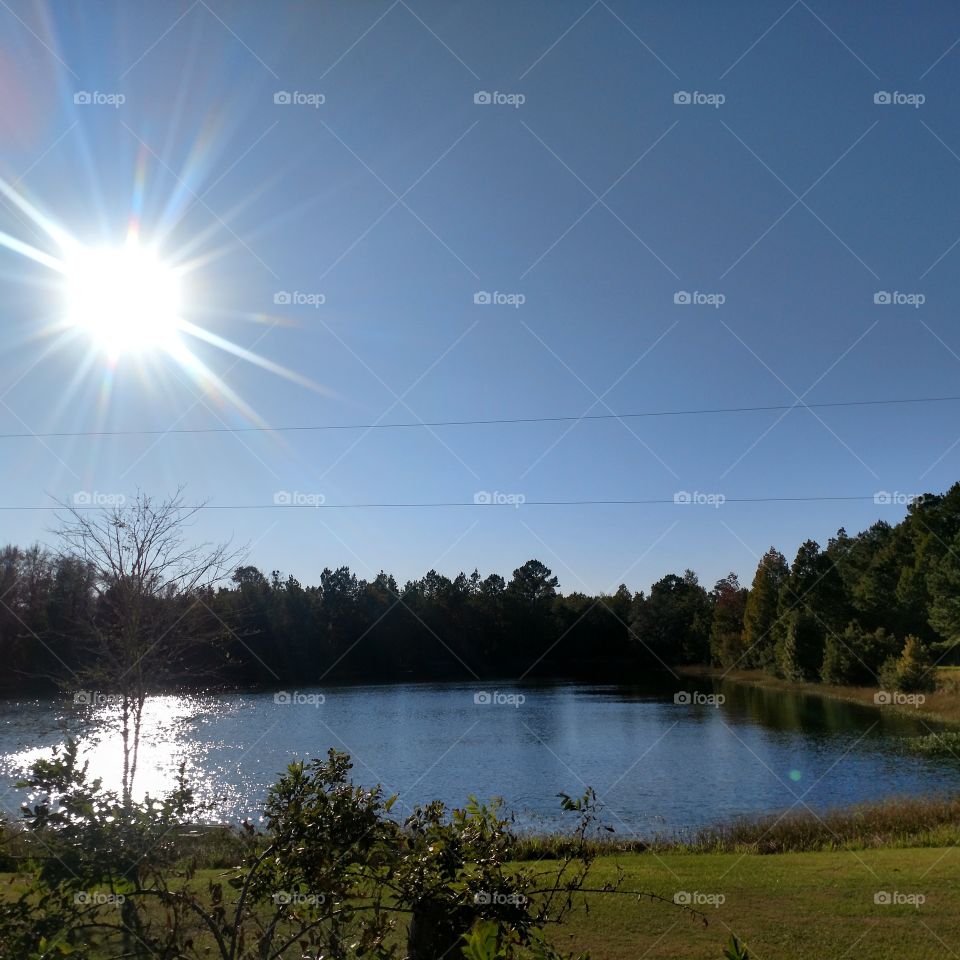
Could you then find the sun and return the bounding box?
[63,243,182,356]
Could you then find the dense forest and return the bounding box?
[3,482,960,693]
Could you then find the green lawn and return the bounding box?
[552,846,960,959]
[3,846,958,958]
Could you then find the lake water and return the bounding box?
[1,676,958,836]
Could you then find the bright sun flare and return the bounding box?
[64,244,182,355]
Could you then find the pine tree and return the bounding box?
[740,548,788,669]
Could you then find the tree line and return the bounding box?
[2,482,960,693]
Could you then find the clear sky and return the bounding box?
[1,0,959,595]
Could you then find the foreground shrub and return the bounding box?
[1,743,622,959]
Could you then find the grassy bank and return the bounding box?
[679,664,960,726]
[556,846,960,959]
[1,846,956,959]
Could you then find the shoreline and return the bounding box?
[678,665,960,728]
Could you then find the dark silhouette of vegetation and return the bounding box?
[3,483,960,696]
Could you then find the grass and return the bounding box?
[904,731,960,758]
[679,665,960,726]
[2,847,958,959]
[552,846,960,959]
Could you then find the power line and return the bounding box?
[0,394,958,441]
[0,495,887,511]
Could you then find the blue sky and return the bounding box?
[1,0,960,594]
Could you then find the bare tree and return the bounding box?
[55,487,244,805]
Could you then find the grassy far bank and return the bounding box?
[2,847,957,960]
[679,664,960,727]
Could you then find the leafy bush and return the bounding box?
[879,635,936,693]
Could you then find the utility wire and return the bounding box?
[0,495,891,511]
[0,395,957,441]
